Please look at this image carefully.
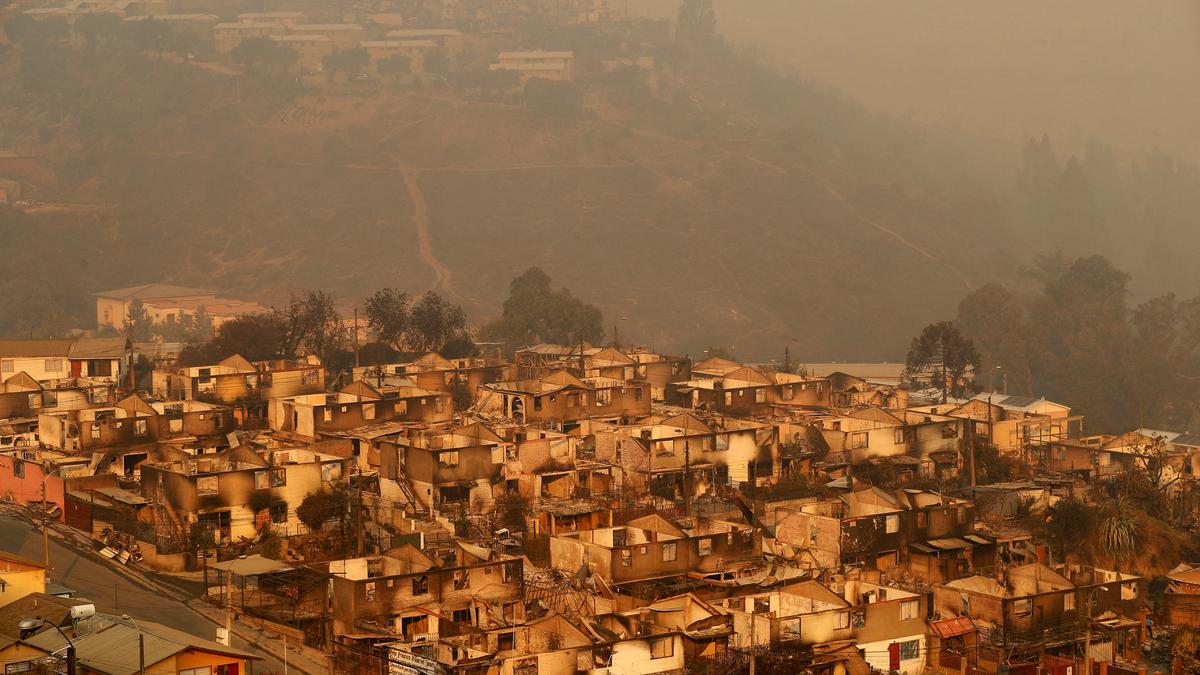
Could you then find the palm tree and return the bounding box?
[1100,498,1139,561]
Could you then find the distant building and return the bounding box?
[490,50,574,82]
[93,283,266,330]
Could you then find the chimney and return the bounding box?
[1036,544,1047,565]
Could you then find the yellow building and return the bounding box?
[290,23,364,51]
[213,21,286,53]
[271,34,334,71]
[0,551,46,609]
[490,50,575,82]
[363,39,435,75]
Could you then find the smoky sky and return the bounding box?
[712,0,1200,161]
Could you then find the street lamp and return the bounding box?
[18,617,76,675]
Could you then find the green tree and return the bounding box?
[232,36,297,76]
[179,313,285,364]
[482,267,604,350]
[365,288,411,352]
[955,283,1033,395]
[407,291,469,354]
[123,300,154,342]
[273,290,344,365]
[903,321,981,403]
[676,0,716,41]
[323,47,369,78]
[377,53,411,80]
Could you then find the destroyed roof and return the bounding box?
[209,554,294,577]
[411,352,456,370]
[92,283,214,299]
[656,412,716,435]
[588,347,636,366]
[218,354,256,372]
[692,357,742,376]
[721,366,772,386]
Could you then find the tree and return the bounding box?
[178,313,285,365]
[955,283,1033,395]
[365,288,411,352]
[232,37,297,76]
[1100,498,1139,562]
[481,267,604,350]
[676,0,716,41]
[903,321,981,403]
[123,300,154,342]
[297,487,350,532]
[377,53,411,80]
[407,291,469,354]
[272,290,344,365]
[323,48,369,78]
[1044,497,1096,560]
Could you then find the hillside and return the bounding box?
[0,23,1023,359]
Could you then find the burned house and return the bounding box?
[153,354,325,427]
[352,352,510,403]
[140,442,349,545]
[594,413,776,500]
[377,422,506,517]
[327,544,525,659]
[934,563,1145,675]
[269,381,451,437]
[477,371,651,427]
[549,513,761,587]
[718,578,927,674]
[666,366,830,417]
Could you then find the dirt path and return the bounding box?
[402,169,460,299]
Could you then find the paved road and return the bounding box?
[0,514,294,674]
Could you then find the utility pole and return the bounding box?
[282,634,289,675]
[138,631,145,675]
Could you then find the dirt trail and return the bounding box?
[403,169,460,299]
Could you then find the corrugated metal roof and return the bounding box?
[92,284,214,300]
[0,339,76,358]
[68,338,128,360]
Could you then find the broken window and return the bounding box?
[782,385,794,399]
[1013,598,1032,617]
[322,408,333,423]
[322,462,343,482]
[1064,593,1076,611]
[501,562,513,582]
[439,451,459,467]
[723,392,732,406]
[567,393,580,407]
[169,418,182,433]
[899,640,920,661]
[662,542,677,562]
[412,575,429,595]
[453,569,471,590]
[255,471,269,489]
[849,432,869,450]
[364,582,375,601]
[754,388,766,403]
[197,476,218,495]
[271,468,287,487]
[452,608,471,624]
[270,502,287,524]
[363,403,376,420]
[698,538,713,556]
[835,612,849,629]
[596,388,612,406]
[534,396,543,411]
[621,549,632,567]
[396,400,408,415]
[885,515,899,533]
[901,600,919,620]
[436,397,445,413]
